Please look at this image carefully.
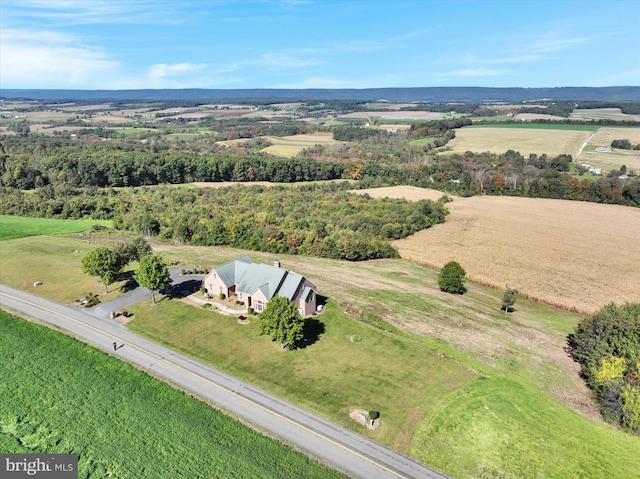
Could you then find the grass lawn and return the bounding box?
[2,234,640,478]
[127,298,476,452]
[0,215,111,240]
[0,311,344,479]
[0,233,133,304]
[414,376,640,479]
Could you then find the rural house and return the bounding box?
[203,256,318,316]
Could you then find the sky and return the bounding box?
[1,0,639,90]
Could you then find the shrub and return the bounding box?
[368,411,380,420]
[247,307,254,315]
[84,293,100,308]
[180,268,185,275]
[201,303,212,309]
[236,300,245,306]
[437,261,466,294]
[219,293,226,300]
[200,287,206,295]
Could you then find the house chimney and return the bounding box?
[273,259,281,268]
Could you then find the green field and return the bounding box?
[0,311,344,479]
[409,137,437,146]
[2,234,640,478]
[0,215,111,240]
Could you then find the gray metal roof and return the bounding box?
[215,256,304,301]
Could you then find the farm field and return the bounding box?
[192,179,352,189]
[0,215,110,240]
[442,125,593,157]
[260,132,341,157]
[513,112,565,121]
[388,192,640,315]
[337,111,444,121]
[577,126,640,171]
[354,185,449,202]
[569,107,640,122]
[2,228,640,477]
[0,311,344,479]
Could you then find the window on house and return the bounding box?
[256,300,264,312]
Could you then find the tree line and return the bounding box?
[568,303,640,434]
[0,182,448,261]
[0,136,344,189]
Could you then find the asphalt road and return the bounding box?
[0,284,449,479]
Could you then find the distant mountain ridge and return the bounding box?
[1,86,639,103]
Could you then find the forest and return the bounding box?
[0,181,447,261]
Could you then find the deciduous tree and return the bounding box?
[501,287,518,312]
[437,261,466,294]
[81,247,121,293]
[258,295,304,350]
[134,254,172,304]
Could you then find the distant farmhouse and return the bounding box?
[203,256,318,316]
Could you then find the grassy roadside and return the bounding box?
[0,234,134,304]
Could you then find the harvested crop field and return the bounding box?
[577,127,640,170]
[514,113,565,121]
[570,108,640,122]
[338,111,443,120]
[443,126,591,157]
[354,185,450,202]
[392,194,640,315]
[260,133,341,157]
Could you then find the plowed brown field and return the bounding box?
[360,186,640,315]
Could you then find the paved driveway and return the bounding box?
[86,268,204,319]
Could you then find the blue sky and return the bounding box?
[1,0,639,90]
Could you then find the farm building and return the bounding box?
[203,256,317,316]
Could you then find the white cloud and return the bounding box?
[148,62,207,87]
[0,28,120,88]
[533,34,591,53]
[3,0,188,26]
